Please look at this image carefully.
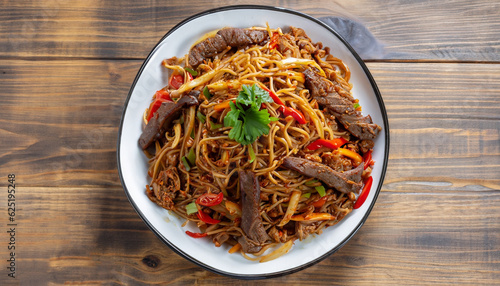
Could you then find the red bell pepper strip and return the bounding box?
[306,138,348,151]
[169,74,184,89]
[147,90,171,121]
[269,32,280,50]
[280,106,307,124]
[196,210,221,224]
[259,84,284,105]
[363,150,374,170]
[312,196,328,208]
[196,192,223,207]
[185,230,207,238]
[353,176,373,209]
[258,83,308,124]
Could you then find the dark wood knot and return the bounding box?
[142,255,160,268]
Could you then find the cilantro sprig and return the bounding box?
[223,84,278,145]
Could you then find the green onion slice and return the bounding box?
[185,202,198,215]
[184,67,198,76]
[203,86,212,100]
[181,156,191,171]
[315,185,326,197]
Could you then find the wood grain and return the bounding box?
[1,60,498,189]
[0,58,499,283]
[8,186,499,284]
[1,0,499,61]
[1,2,500,282]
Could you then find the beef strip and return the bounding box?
[282,157,364,193]
[303,68,381,140]
[188,28,269,67]
[237,170,270,253]
[138,91,199,150]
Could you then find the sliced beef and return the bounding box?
[212,232,230,247]
[303,68,381,140]
[282,157,364,193]
[188,28,269,67]
[138,92,199,150]
[237,170,270,253]
[147,166,181,210]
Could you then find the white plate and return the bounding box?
[117,5,389,279]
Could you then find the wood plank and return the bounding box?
[364,62,500,189]
[0,0,499,61]
[4,186,498,284]
[0,59,140,187]
[1,60,498,189]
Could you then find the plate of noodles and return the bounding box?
[117,5,389,279]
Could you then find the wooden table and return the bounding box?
[1,1,499,284]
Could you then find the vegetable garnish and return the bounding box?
[280,106,307,124]
[169,74,184,89]
[269,32,280,50]
[196,192,223,207]
[213,100,233,111]
[258,83,284,105]
[196,111,206,123]
[353,176,373,209]
[315,185,326,197]
[306,138,348,151]
[203,86,212,100]
[209,120,223,130]
[146,90,171,121]
[363,149,374,170]
[312,196,328,208]
[248,144,256,163]
[185,202,198,215]
[224,84,278,145]
[257,83,307,124]
[185,230,207,238]
[337,148,363,165]
[184,67,198,77]
[181,156,191,171]
[186,148,196,165]
[196,210,221,224]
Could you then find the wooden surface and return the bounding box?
[1,0,499,285]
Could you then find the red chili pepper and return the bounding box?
[353,176,373,209]
[363,150,374,170]
[196,210,221,224]
[259,84,284,105]
[169,74,184,89]
[312,196,328,208]
[147,90,172,121]
[306,138,348,151]
[185,230,207,238]
[196,192,223,207]
[280,106,307,124]
[269,32,280,50]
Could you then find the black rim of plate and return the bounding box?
[117,4,390,280]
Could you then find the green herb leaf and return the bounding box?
[248,144,256,163]
[223,84,276,145]
[186,202,198,215]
